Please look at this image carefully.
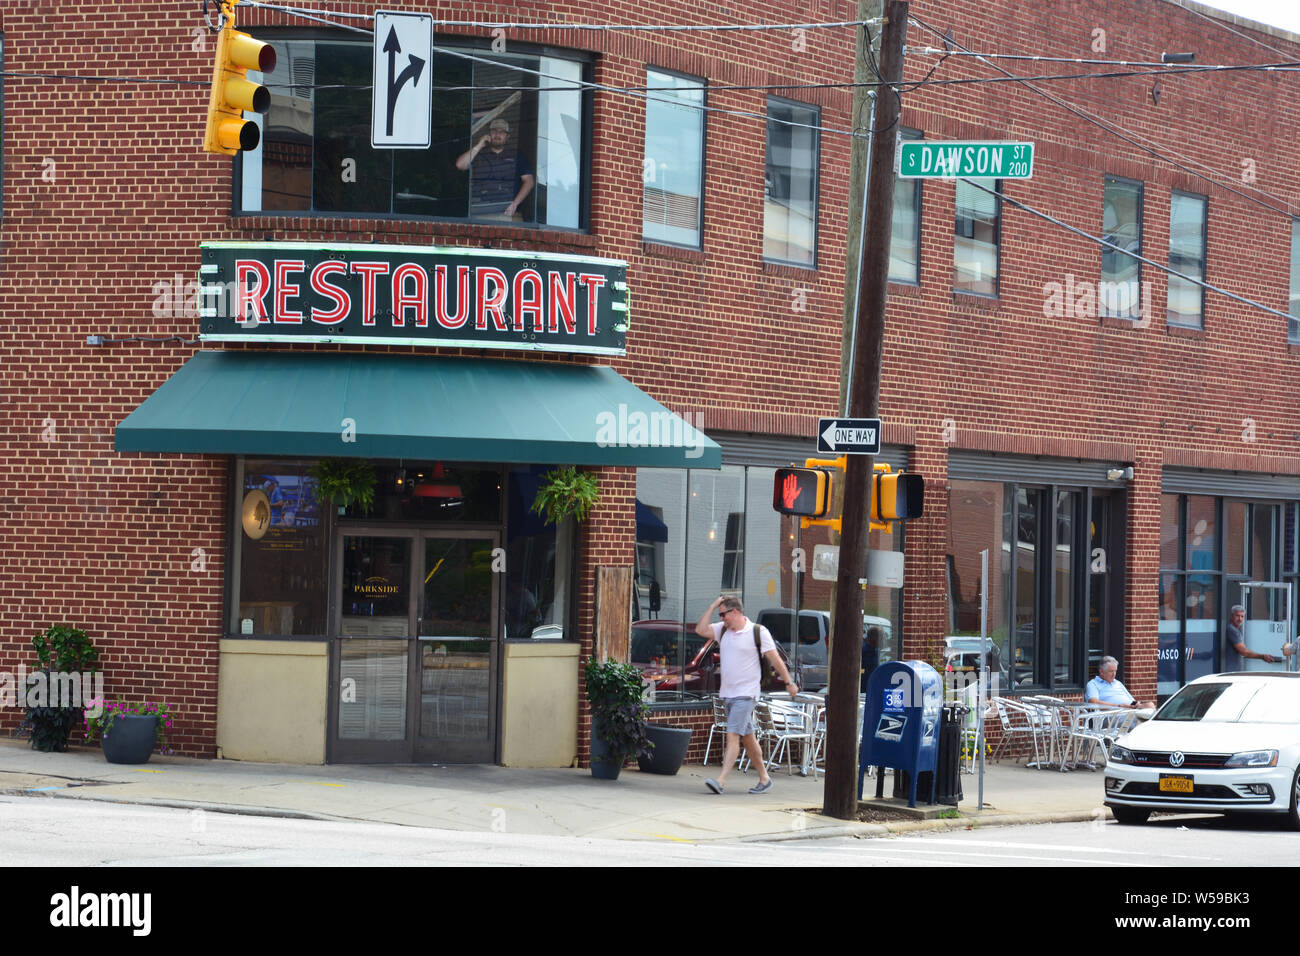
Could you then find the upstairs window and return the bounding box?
[763,98,819,266]
[889,128,922,283]
[1101,176,1143,319]
[954,178,1000,295]
[1290,219,1300,344]
[643,69,705,247]
[239,38,588,229]
[1167,191,1207,328]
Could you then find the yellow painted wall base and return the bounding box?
[217,639,328,764]
[501,641,579,767]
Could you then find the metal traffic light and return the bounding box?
[772,467,833,517]
[871,471,925,523]
[204,6,276,156]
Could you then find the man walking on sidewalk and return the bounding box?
[694,596,798,794]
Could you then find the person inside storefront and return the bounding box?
[1086,655,1155,711]
[860,625,881,692]
[1224,604,1288,669]
[455,118,535,220]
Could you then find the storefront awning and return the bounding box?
[115,351,721,468]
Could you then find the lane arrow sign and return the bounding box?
[383,26,426,137]
[371,11,433,149]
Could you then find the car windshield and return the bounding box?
[1154,680,1300,723]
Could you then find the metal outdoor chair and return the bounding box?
[703,696,727,765]
[761,699,814,776]
[991,697,1052,765]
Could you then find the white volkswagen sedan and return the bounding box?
[1104,672,1300,828]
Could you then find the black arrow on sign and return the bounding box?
[383,26,427,138]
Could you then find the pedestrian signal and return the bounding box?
[773,467,832,517]
[871,472,924,522]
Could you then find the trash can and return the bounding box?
[859,660,942,807]
[935,703,967,805]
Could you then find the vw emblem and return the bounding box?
[1169,751,1185,768]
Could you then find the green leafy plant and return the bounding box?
[20,625,99,753]
[584,658,653,767]
[84,699,176,756]
[309,458,377,513]
[531,466,599,525]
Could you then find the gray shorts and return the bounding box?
[722,697,757,737]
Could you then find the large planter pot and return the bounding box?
[101,714,159,765]
[638,724,692,775]
[589,727,623,780]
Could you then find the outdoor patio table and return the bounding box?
[763,691,825,775]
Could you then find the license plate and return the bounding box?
[1159,774,1194,794]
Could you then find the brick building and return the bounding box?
[1,0,1297,765]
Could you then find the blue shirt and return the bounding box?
[1086,675,1135,706]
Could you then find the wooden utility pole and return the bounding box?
[823,0,908,822]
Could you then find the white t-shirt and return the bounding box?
[712,618,776,699]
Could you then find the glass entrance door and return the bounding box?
[331,530,499,763]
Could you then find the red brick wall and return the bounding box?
[4,0,1299,751]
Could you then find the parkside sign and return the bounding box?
[199,241,629,355]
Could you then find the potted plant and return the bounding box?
[309,458,377,515]
[19,625,99,753]
[584,658,652,780]
[531,466,599,525]
[84,699,175,765]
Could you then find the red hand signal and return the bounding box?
[782,472,799,509]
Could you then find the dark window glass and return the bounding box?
[344,463,501,523]
[1290,219,1300,343]
[1101,176,1143,318]
[1155,682,1231,721]
[1160,493,1182,570]
[954,179,999,295]
[1185,495,1218,571]
[764,98,819,266]
[242,40,585,229]
[889,129,922,283]
[237,460,328,635]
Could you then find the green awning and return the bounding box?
[115,351,720,468]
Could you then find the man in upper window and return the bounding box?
[456,118,535,220]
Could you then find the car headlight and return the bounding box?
[1223,750,1278,768]
[1108,745,1135,765]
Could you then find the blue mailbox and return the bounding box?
[858,660,943,807]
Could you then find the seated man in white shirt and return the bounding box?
[1085,656,1155,713]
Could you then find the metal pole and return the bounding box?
[978,548,988,811]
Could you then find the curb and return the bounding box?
[736,808,1109,843]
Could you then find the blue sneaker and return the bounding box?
[705,778,723,794]
[748,779,773,794]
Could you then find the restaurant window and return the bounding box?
[240,38,588,229]
[234,459,328,636]
[643,69,705,247]
[763,97,819,266]
[889,128,922,284]
[1289,219,1300,344]
[1167,191,1207,328]
[953,178,999,295]
[633,463,903,702]
[946,479,1092,691]
[504,466,574,641]
[1101,176,1143,319]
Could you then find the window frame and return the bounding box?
[953,177,1001,297]
[1167,189,1208,329]
[1288,218,1300,344]
[762,94,821,269]
[1100,174,1145,319]
[888,127,924,285]
[642,65,708,250]
[232,31,595,231]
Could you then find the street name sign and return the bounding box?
[897,141,1034,179]
[817,417,882,454]
[372,10,432,148]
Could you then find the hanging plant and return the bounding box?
[309,458,377,514]
[530,466,599,525]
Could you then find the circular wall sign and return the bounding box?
[242,489,272,540]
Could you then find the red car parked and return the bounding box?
[630,619,800,700]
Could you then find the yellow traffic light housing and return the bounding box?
[773,467,833,517]
[871,472,925,523]
[204,6,276,156]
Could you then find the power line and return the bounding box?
[907,13,1300,218]
[960,177,1295,324]
[908,46,1300,69]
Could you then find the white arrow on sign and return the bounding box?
[372,11,432,149]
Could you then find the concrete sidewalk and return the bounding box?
[0,739,1112,843]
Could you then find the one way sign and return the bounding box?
[817,417,882,455]
[372,11,432,148]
